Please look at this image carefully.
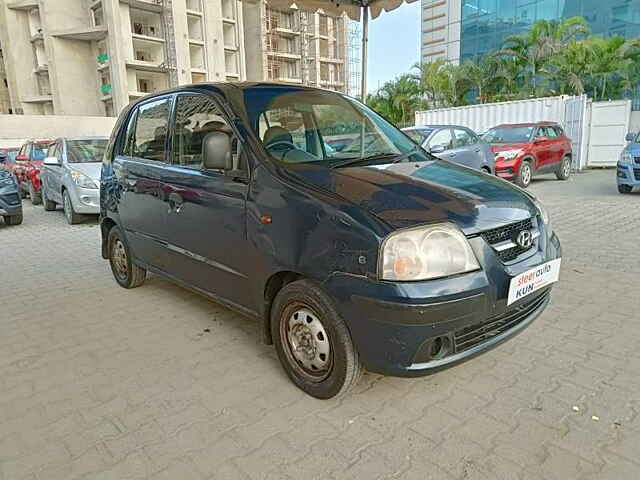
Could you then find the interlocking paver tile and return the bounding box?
[1,170,639,479]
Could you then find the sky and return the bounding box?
[366,2,421,93]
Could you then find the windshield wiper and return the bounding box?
[331,148,418,169]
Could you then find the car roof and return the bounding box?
[493,122,559,128]
[403,125,468,130]
[62,136,109,141]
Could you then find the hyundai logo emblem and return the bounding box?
[516,230,533,249]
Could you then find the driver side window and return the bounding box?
[260,108,313,155]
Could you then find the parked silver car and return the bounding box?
[40,137,107,224]
[402,125,495,174]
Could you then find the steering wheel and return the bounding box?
[266,140,297,151]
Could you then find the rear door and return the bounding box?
[531,126,551,170]
[163,92,250,308]
[113,95,174,271]
[451,128,483,169]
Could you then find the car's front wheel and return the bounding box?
[42,186,56,211]
[515,160,532,188]
[3,214,23,226]
[29,182,42,205]
[271,279,362,399]
[108,226,146,288]
[63,190,82,225]
[556,156,572,180]
[618,184,633,194]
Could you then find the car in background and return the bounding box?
[12,139,54,204]
[483,122,572,188]
[0,151,23,225]
[617,131,640,194]
[41,137,107,224]
[0,147,19,167]
[402,125,495,174]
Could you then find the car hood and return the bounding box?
[490,143,530,152]
[69,162,101,181]
[289,160,538,234]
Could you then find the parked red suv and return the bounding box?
[11,140,53,204]
[483,122,572,188]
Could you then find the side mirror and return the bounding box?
[625,132,637,142]
[15,154,28,162]
[429,144,446,154]
[202,131,232,170]
[534,136,548,143]
[43,156,60,166]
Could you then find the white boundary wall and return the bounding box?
[0,115,117,148]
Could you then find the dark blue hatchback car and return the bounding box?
[100,83,562,398]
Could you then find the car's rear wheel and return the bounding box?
[618,184,633,194]
[271,279,362,399]
[515,160,532,188]
[42,186,56,211]
[3,214,23,226]
[63,190,82,225]
[108,226,146,289]
[556,156,571,180]
[29,182,42,205]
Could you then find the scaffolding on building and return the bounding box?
[160,0,179,87]
[347,20,361,98]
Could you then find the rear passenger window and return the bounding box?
[127,97,172,162]
[172,94,236,168]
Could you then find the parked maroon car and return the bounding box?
[12,140,53,204]
[483,122,572,188]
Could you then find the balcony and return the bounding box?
[51,26,108,42]
[120,0,163,13]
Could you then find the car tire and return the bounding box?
[63,190,82,225]
[29,182,42,205]
[271,279,362,399]
[515,160,532,188]
[108,226,146,289]
[618,184,633,194]
[3,214,23,225]
[555,156,571,180]
[42,187,56,211]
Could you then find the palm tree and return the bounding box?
[367,74,425,125]
[496,17,589,95]
[542,40,593,95]
[412,59,448,108]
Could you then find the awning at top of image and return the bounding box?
[240,0,418,21]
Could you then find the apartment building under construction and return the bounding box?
[0,0,354,117]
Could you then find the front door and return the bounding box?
[48,140,65,203]
[113,95,174,271]
[163,93,250,308]
[531,126,552,170]
[451,128,482,169]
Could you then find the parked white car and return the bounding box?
[40,137,107,224]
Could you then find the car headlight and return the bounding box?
[619,151,633,165]
[496,149,522,160]
[380,223,480,281]
[70,170,98,189]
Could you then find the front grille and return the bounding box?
[634,168,640,181]
[481,218,535,262]
[1,193,20,205]
[454,291,549,353]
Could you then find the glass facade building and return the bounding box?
[460,0,640,61]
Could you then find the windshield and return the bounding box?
[243,87,429,167]
[403,129,432,144]
[67,139,107,163]
[483,126,535,144]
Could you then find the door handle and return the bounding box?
[168,192,183,213]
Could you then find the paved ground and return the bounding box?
[1,169,639,480]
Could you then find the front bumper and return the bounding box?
[617,164,640,189]
[0,191,22,216]
[323,228,561,376]
[68,184,100,214]
[495,158,519,179]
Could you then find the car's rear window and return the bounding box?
[404,129,432,144]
